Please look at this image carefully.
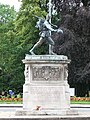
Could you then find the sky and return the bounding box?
[0,0,21,11]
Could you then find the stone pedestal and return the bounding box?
[16,55,77,115]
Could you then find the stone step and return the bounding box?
[0,116,90,120]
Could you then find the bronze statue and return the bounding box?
[30,15,63,55]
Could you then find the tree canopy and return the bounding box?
[0,4,16,23]
[0,4,17,92]
[0,0,90,96]
[53,0,90,96]
[15,0,48,55]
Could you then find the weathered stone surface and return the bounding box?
[25,54,68,61]
[1,116,90,120]
[23,85,69,110]
[20,55,73,115]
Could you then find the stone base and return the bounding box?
[16,109,78,116]
[23,84,70,110]
[22,55,71,116]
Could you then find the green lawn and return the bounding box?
[0,101,22,104]
[0,101,90,104]
[71,101,90,104]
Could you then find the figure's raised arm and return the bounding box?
[44,20,63,34]
[44,20,57,32]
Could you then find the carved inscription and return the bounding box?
[32,66,63,81]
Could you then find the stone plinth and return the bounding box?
[23,55,70,114]
[16,55,77,115]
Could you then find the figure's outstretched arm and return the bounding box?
[57,28,63,34]
[44,21,57,32]
[44,20,63,34]
[49,23,58,28]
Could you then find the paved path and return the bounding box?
[0,104,90,107]
[0,104,90,118]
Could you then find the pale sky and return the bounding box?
[0,0,21,11]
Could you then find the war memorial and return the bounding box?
[15,0,80,117]
[12,0,90,120]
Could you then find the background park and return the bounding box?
[0,0,90,104]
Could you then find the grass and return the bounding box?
[0,101,90,104]
[71,101,90,104]
[0,101,22,104]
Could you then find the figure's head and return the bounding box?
[36,19,45,29]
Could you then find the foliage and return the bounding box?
[0,0,48,93]
[53,0,89,15]
[0,4,22,93]
[0,94,22,104]
[0,96,90,104]
[0,4,16,23]
[0,0,90,97]
[71,96,90,101]
[53,0,90,96]
[71,97,90,104]
[10,0,49,92]
[15,0,47,55]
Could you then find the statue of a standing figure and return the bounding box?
[30,15,63,55]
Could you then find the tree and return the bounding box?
[0,4,16,23]
[15,0,47,54]
[5,0,48,93]
[53,0,90,96]
[0,0,48,94]
[0,4,17,93]
[1,0,89,96]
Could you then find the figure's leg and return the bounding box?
[50,46,56,55]
[47,37,56,55]
[47,37,55,46]
[30,37,44,55]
